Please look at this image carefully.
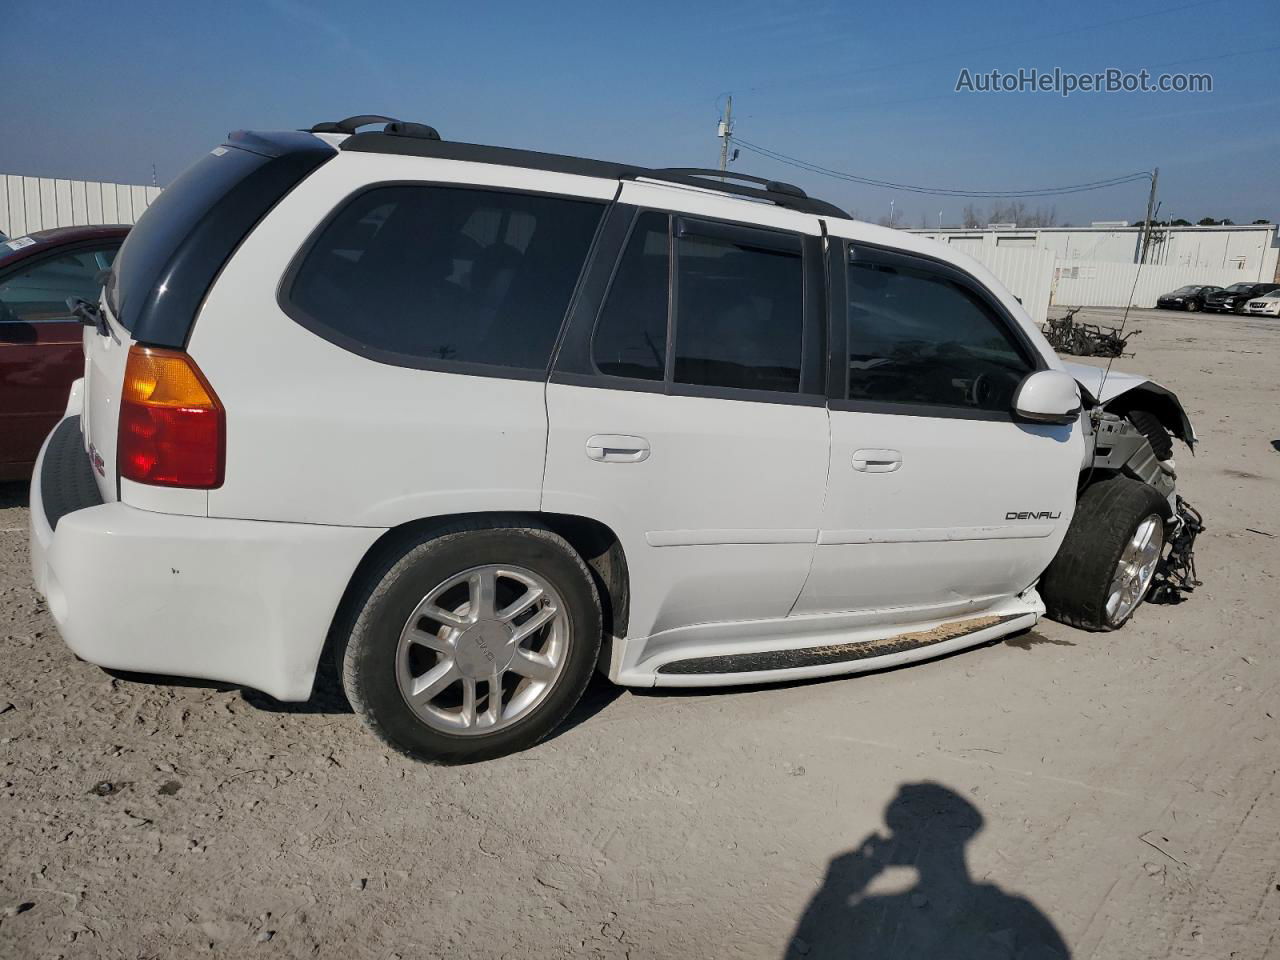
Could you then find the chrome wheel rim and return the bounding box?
[395,564,569,735]
[1105,516,1164,625]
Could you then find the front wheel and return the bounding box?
[1040,477,1167,631]
[336,520,603,763]
[1185,300,1200,313]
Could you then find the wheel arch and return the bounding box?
[322,510,631,682]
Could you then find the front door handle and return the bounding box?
[852,448,902,473]
[586,434,650,463]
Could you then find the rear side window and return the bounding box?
[286,185,605,372]
[674,233,803,393]
[845,257,1032,412]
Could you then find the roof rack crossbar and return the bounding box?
[310,115,400,134]
[658,168,807,199]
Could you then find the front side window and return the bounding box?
[287,185,605,370]
[674,231,803,393]
[0,247,118,323]
[592,212,669,380]
[845,256,1032,412]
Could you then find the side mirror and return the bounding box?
[1013,369,1081,425]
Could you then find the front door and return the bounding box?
[543,197,830,651]
[795,240,1082,619]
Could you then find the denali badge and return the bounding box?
[1006,510,1062,520]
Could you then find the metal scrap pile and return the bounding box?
[1042,308,1139,358]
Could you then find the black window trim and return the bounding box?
[828,237,1048,422]
[276,179,610,380]
[552,206,827,407]
[0,239,125,325]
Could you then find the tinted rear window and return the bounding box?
[284,185,604,372]
[107,147,268,331]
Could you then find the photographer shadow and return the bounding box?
[786,782,1069,959]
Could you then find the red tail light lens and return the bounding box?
[118,345,224,488]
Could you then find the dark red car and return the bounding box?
[0,225,129,479]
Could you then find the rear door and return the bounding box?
[795,240,1082,619]
[543,188,830,643]
[0,243,118,474]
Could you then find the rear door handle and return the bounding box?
[852,448,902,473]
[586,434,650,463]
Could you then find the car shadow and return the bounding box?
[0,480,31,510]
[784,781,1070,959]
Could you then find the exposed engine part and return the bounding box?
[1148,497,1204,604]
[1043,308,1139,358]
[1088,411,1176,499]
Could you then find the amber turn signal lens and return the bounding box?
[118,346,225,488]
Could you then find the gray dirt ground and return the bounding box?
[1,306,1277,959]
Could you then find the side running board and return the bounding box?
[655,614,1023,676]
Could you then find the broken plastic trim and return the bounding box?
[1148,496,1204,604]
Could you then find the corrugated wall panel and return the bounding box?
[0,174,159,235]
[70,181,88,223]
[7,177,26,236]
[100,184,119,224]
[23,177,43,232]
[115,184,133,223]
[54,179,73,226]
[86,184,104,225]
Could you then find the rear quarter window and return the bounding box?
[283,185,605,373]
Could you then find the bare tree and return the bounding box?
[877,208,905,229]
[962,203,982,228]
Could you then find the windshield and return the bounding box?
[0,235,38,264]
[1225,283,1254,292]
[1168,286,1196,295]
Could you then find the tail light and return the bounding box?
[118,345,224,488]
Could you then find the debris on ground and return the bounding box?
[1042,307,1139,357]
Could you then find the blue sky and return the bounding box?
[2,0,1277,226]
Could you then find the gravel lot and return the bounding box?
[1,306,1277,959]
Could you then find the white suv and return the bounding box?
[29,117,1199,763]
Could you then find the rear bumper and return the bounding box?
[30,414,384,701]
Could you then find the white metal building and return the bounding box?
[909,223,1280,282]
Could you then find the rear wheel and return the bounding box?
[336,520,602,763]
[1041,477,1167,631]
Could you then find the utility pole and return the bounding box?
[717,96,733,174]
[1139,167,1159,263]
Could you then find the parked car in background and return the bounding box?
[1202,281,1280,314]
[0,225,129,479]
[1155,284,1221,312]
[1244,289,1280,317]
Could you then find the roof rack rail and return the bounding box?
[310,115,440,140]
[657,168,807,199]
[623,169,847,219]
[334,126,850,219]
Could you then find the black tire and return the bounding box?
[1185,300,1200,313]
[1233,301,1246,315]
[1040,477,1168,631]
[1125,409,1174,461]
[335,519,602,764]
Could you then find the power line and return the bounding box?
[732,137,1152,198]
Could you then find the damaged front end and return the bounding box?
[1062,360,1204,605]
